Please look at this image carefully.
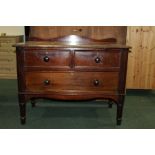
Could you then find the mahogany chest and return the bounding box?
[14,35,130,125]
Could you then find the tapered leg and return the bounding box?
[31,99,36,108]
[108,100,113,108]
[18,94,26,125]
[116,95,125,125]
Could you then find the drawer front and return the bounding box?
[25,50,71,68]
[74,50,121,69]
[25,72,119,92]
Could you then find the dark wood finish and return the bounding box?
[14,41,130,48]
[16,47,27,124]
[74,49,121,69]
[31,98,36,107]
[25,26,30,41]
[18,94,26,124]
[116,95,125,125]
[29,35,117,44]
[24,50,71,68]
[15,27,130,125]
[25,72,119,92]
[108,100,113,108]
[27,26,127,44]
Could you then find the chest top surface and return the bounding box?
[14,35,130,49]
[14,41,130,49]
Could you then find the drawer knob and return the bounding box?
[44,80,50,85]
[94,79,100,86]
[95,57,101,63]
[44,56,49,62]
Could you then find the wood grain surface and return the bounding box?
[126,26,155,89]
[29,26,127,44]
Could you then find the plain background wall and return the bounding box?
[0,26,24,35]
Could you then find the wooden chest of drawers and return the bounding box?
[0,36,23,79]
[14,36,130,125]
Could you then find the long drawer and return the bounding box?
[25,72,119,92]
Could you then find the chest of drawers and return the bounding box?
[0,36,23,79]
[15,37,130,125]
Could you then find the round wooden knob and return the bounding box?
[44,80,50,85]
[94,80,100,86]
[43,56,49,62]
[95,57,101,63]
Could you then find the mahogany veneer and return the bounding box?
[14,34,130,125]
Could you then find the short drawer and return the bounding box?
[24,50,71,68]
[74,50,121,69]
[25,72,119,92]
